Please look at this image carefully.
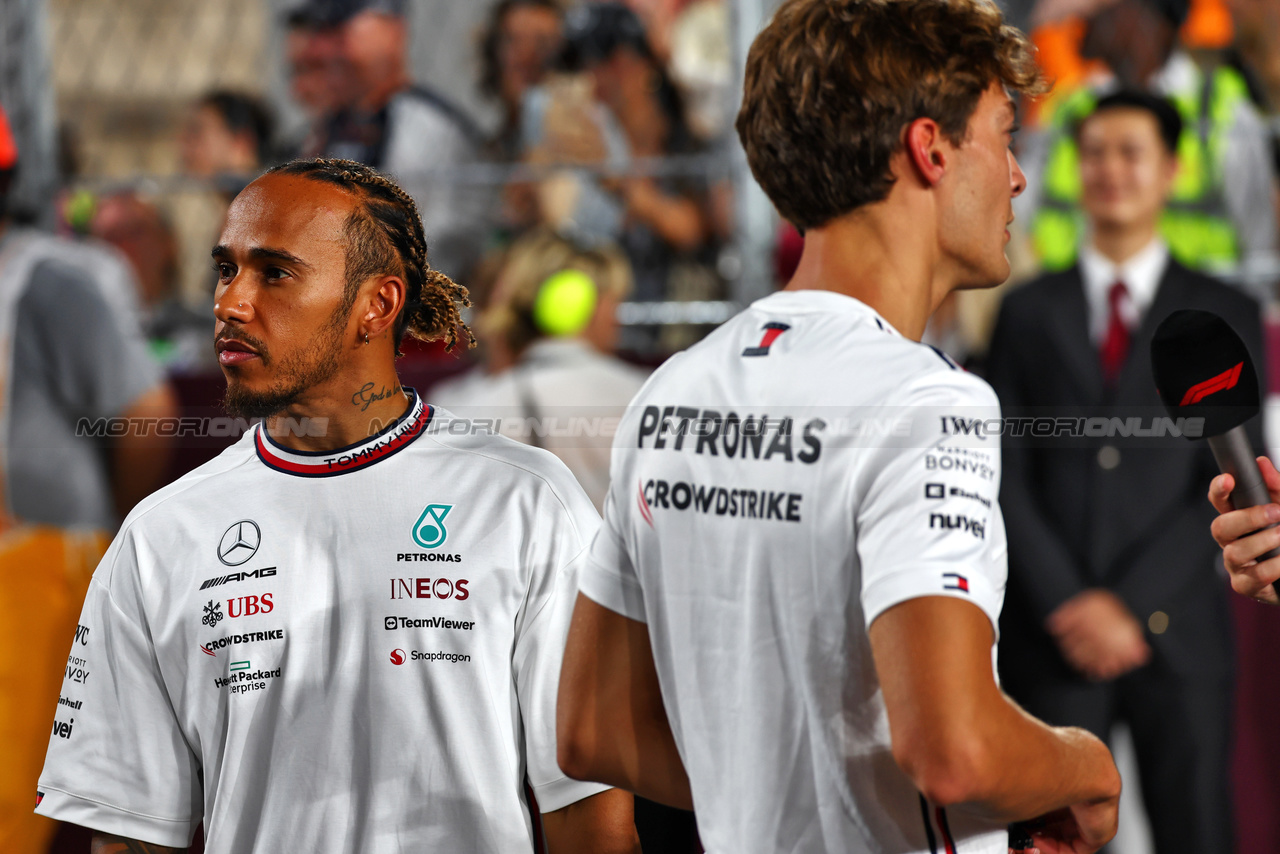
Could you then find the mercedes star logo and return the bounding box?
[218,520,261,566]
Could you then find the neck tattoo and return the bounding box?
[352,382,404,413]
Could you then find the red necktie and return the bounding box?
[1099,280,1130,388]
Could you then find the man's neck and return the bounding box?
[1090,221,1159,266]
[265,368,411,453]
[783,204,948,341]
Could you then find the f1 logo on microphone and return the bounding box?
[1179,362,1243,406]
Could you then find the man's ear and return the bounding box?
[361,274,407,341]
[904,117,949,186]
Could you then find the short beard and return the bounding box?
[223,302,351,420]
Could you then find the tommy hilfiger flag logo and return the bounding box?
[943,573,970,593]
[742,322,790,357]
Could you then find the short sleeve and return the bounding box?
[20,259,163,420]
[579,487,646,622]
[513,483,612,813]
[857,373,1007,635]
[36,530,201,847]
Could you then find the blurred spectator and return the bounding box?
[665,0,734,144]
[289,0,486,280]
[91,193,214,370]
[1019,0,1278,291]
[623,0,733,143]
[0,105,178,854]
[527,3,722,351]
[431,228,649,511]
[180,90,274,195]
[286,18,355,122]
[987,91,1260,854]
[479,0,565,162]
[478,0,564,241]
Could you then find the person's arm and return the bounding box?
[870,595,1120,850]
[541,788,640,854]
[510,469,638,849]
[91,833,186,853]
[111,383,179,519]
[619,178,709,252]
[36,530,203,844]
[557,592,693,810]
[23,259,176,521]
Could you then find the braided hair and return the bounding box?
[266,158,475,354]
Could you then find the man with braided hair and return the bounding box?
[34,158,640,853]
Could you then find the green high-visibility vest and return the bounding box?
[1030,65,1251,272]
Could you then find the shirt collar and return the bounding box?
[1079,237,1170,343]
[255,389,430,477]
[753,290,903,337]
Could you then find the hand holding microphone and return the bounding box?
[1150,310,1280,603]
[1208,458,1280,604]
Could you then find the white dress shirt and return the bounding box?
[1079,237,1170,344]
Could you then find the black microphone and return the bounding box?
[1150,309,1279,567]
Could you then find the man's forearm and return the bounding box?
[92,832,186,854]
[557,594,695,810]
[963,693,1119,822]
[871,596,1119,821]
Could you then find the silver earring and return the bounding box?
[364,332,370,344]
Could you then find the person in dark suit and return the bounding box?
[987,90,1264,854]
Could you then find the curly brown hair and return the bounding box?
[267,158,475,354]
[737,0,1047,231]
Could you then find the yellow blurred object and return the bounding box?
[0,526,109,854]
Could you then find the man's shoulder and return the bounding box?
[896,349,1000,410]
[421,411,598,516]
[1164,260,1261,316]
[118,435,259,531]
[391,85,481,143]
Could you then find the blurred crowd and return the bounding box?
[25,0,1280,379]
[10,0,1280,851]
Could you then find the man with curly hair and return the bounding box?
[556,1,1122,852]
[35,159,639,854]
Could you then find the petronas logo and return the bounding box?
[413,504,453,549]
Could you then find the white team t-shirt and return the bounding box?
[580,291,1010,854]
[37,391,609,852]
